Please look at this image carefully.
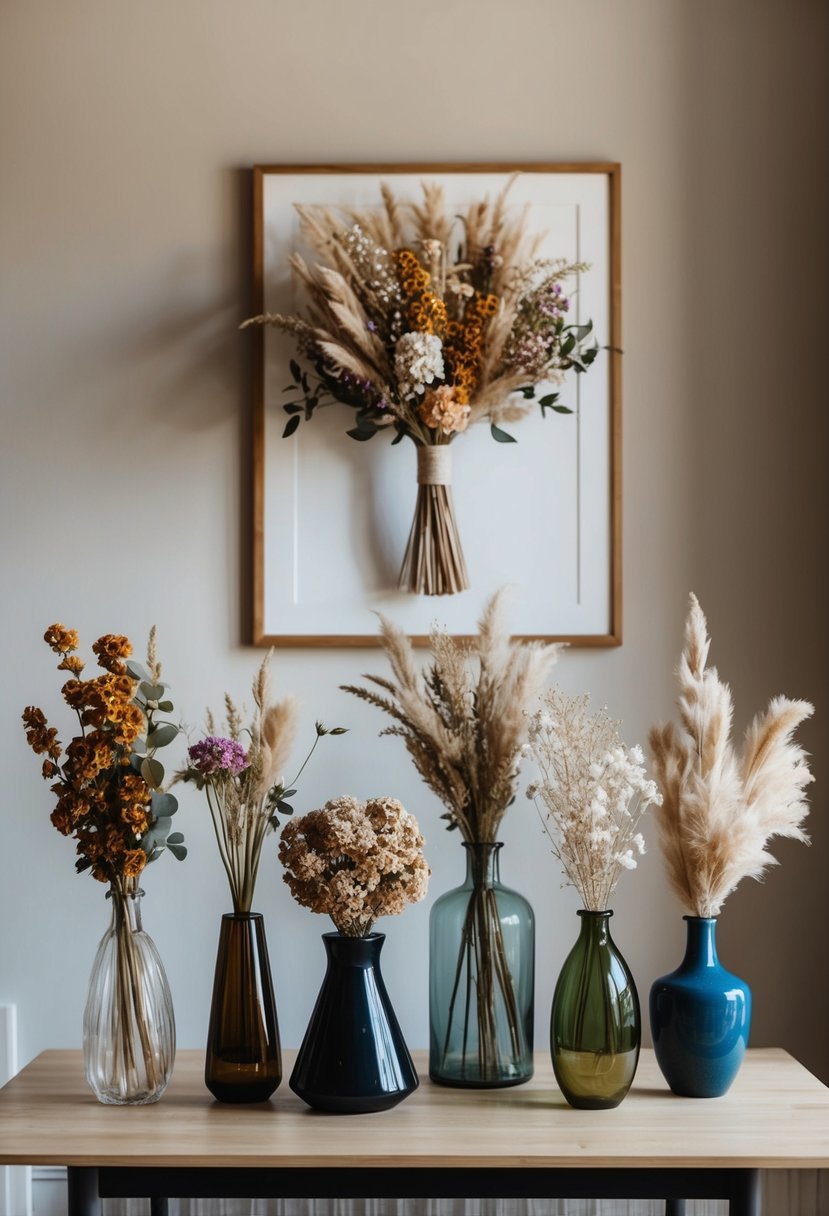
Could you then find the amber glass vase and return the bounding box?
[205,913,281,1103]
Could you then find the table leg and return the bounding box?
[665,1202,686,1215]
[67,1166,101,1216]
[730,1168,761,1216]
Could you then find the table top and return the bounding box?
[0,1049,828,1171]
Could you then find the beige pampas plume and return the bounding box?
[649,594,814,917]
[342,587,561,843]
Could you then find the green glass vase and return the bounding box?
[551,909,640,1109]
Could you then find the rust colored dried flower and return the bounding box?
[92,634,133,674]
[24,623,184,886]
[44,624,79,654]
[57,655,85,675]
[279,795,429,937]
[22,706,62,759]
[122,849,147,878]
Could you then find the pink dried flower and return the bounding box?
[187,736,249,777]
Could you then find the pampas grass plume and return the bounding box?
[649,594,814,917]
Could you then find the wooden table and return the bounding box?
[1,1049,828,1216]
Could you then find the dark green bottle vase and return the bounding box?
[429,842,534,1088]
[290,932,418,1114]
[205,913,281,1103]
[551,909,640,1109]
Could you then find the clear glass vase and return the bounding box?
[429,841,534,1087]
[551,909,640,1109]
[83,878,175,1105]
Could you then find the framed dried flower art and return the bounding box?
[249,162,621,646]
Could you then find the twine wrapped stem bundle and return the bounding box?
[399,445,469,596]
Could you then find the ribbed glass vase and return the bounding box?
[429,842,534,1087]
[83,879,175,1105]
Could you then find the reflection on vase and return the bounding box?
[83,880,175,1105]
[429,842,534,1087]
[290,932,418,1113]
[551,909,640,1109]
[205,912,281,1103]
[650,915,751,1098]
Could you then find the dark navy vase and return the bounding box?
[650,916,751,1098]
[290,932,419,1114]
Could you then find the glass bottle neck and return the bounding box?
[463,841,502,888]
[683,916,719,967]
[577,907,613,947]
[108,879,144,934]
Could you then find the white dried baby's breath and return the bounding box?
[526,690,660,910]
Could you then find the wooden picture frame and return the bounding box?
[251,163,621,647]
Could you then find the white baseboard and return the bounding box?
[0,1006,32,1216]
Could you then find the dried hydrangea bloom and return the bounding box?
[279,795,429,937]
[419,385,471,435]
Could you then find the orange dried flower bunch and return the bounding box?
[22,625,185,889]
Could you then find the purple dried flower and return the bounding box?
[188,736,249,777]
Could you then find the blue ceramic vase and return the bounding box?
[290,932,418,1114]
[650,916,751,1098]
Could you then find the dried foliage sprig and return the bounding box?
[648,594,814,918]
[22,624,186,889]
[279,795,429,937]
[180,652,346,914]
[342,588,560,843]
[526,690,661,911]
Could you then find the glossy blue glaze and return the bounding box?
[650,916,751,1098]
[290,932,418,1114]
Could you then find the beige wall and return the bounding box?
[1,0,827,1093]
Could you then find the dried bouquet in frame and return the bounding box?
[648,594,814,918]
[243,177,602,596]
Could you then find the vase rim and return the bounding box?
[461,840,502,850]
[221,910,263,920]
[682,914,718,923]
[577,907,613,918]
[321,930,385,942]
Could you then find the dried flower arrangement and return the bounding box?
[278,796,429,937]
[22,624,185,887]
[342,587,559,1078]
[243,178,601,595]
[180,652,345,914]
[22,624,184,1099]
[526,689,661,910]
[648,594,814,918]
